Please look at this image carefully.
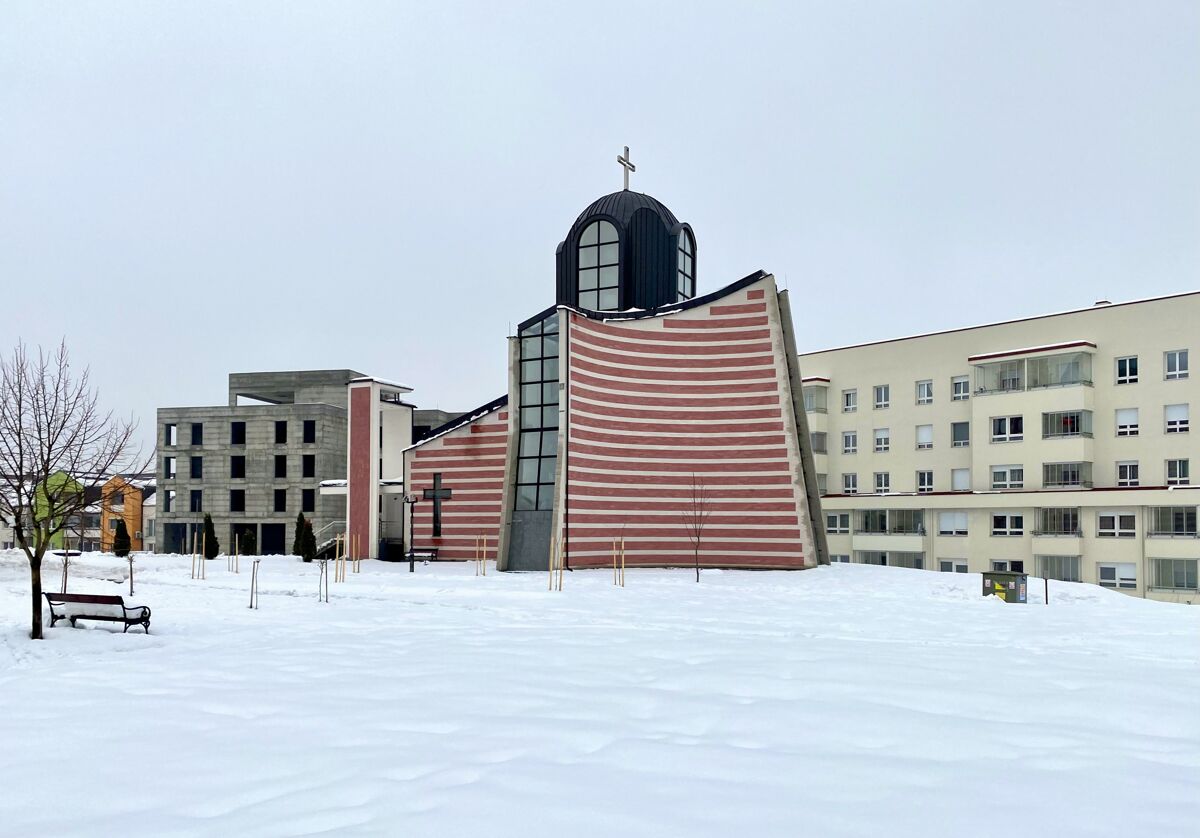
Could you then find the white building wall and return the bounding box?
[802,292,1200,604]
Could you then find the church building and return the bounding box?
[342,153,829,571]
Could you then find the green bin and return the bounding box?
[982,571,1028,603]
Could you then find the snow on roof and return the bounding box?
[967,341,1096,363]
[800,290,1200,356]
[319,479,348,488]
[348,376,413,392]
[403,395,508,452]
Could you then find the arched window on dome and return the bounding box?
[578,220,619,311]
[677,231,695,301]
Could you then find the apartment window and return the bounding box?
[916,425,933,450]
[917,470,933,493]
[303,454,316,478]
[1043,462,1092,488]
[1165,349,1189,380]
[951,422,970,448]
[1099,563,1137,590]
[826,513,850,534]
[938,511,968,536]
[302,488,315,513]
[229,489,246,513]
[939,559,968,573]
[1166,459,1190,485]
[842,389,857,413]
[1027,353,1091,389]
[873,385,890,409]
[874,472,890,493]
[1152,558,1198,591]
[275,421,288,444]
[1115,356,1138,384]
[1037,555,1081,582]
[991,465,1023,489]
[190,423,204,445]
[189,456,203,479]
[230,455,246,479]
[803,386,828,414]
[274,489,287,513]
[231,421,246,445]
[874,428,890,452]
[1115,408,1139,437]
[816,474,827,496]
[1098,512,1136,538]
[916,380,933,405]
[842,431,858,454]
[1148,507,1197,536]
[163,456,176,479]
[1035,507,1079,536]
[991,514,1024,536]
[830,554,852,563]
[951,468,970,491]
[842,473,858,494]
[164,423,178,446]
[951,375,969,401]
[303,419,317,444]
[1165,404,1189,434]
[1116,461,1139,487]
[275,455,287,479]
[189,490,203,513]
[991,560,1014,572]
[1042,410,1092,439]
[163,490,175,513]
[991,416,1023,442]
[810,432,827,454]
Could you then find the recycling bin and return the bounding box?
[982,570,1028,603]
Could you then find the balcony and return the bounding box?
[1042,462,1093,489]
[972,348,1094,396]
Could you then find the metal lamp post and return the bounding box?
[402,494,419,572]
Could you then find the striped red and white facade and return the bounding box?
[555,277,817,569]
[405,404,508,561]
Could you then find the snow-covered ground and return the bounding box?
[1,550,1197,838]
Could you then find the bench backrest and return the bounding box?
[46,593,124,606]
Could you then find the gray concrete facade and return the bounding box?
[156,370,362,555]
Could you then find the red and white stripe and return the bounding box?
[407,408,508,561]
[563,285,813,569]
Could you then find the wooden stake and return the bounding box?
[128,556,134,596]
[620,538,625,587]
[234,535,240,574]
[200,530,206,580]
[190,530,198,579]
[548,537,555,591]
[249,559,260,609]
[613,538,618,585]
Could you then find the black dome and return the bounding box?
[571,190,680,231]
[556,189,695,313]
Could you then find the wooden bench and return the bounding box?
[409,548,439,560]
[44,592,151,634]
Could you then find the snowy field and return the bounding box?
[1,551,1198,838]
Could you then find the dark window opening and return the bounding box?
[229,489,245,512]
[275,421,287,444]
[231,422,246,445]
[189,490,203,513]
[302,488,315,513]
[303,419,316,444]
[191,423,204,445]
[190,456,203,479]
[274,489,286,512]
[230,455,246,479]
[275,455,287,479]
[302,454,316,478]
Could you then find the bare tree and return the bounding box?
[0,342,143,639]
[680,473,713,583]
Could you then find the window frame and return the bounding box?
[916,470,933,493]
[1115,407,1139,437]
[578,219,621,311]
[842,473,858,494]
[873,428,890,453]
[991,513,1024,537]
[842,389,857,413]
[873,384,890,410]
[842,430,858,454]
[1116,460,1139,487]
[1097,511,1136,539]
[1115,355,1138,385]
[826,512,851,534]
[1098,563,1137,590]
[1165,349,1189,381]
[873,472,890,494]
[916,380,933,405]
[990,464,1024,490]
[915,424,933,450]
[1166,458,1190,486]
[991,415,1024,443]
[951,375,970,401]
[1165,404,1189,434]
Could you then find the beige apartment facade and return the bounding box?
[800,292,1199,604]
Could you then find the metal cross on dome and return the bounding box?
[617,145,636,190]
[423,473,453,537]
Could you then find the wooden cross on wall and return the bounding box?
[423,473,453,537]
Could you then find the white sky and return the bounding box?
[2,1,1197,450]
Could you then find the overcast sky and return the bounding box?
[3,1,1197,450]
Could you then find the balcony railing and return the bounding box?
[1031,529,1083,537]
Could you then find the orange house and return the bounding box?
[99,475,153,552]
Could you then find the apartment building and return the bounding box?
[156,370,362,555]
[800,292,1199,604]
